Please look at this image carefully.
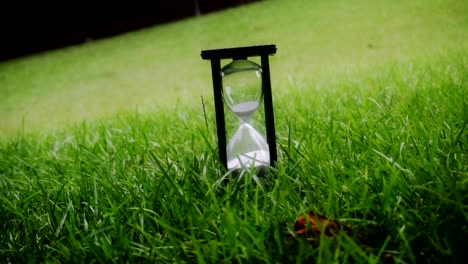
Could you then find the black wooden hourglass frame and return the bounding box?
[201,44,277,170]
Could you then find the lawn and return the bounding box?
[1,0,468,263]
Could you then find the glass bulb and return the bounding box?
[221,60,263,122]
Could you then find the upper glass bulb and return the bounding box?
[221,60,263,122]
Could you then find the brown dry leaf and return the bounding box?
[292,211,351,240]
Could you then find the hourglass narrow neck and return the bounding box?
[231,101,259,123]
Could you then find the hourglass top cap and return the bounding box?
[221,60,261,76]
[201,44,276,60]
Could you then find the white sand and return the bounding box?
[227,150,270,170]
[230,101,259,121]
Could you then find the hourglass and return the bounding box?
[201,45,277,172]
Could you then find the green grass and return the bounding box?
[1,62,467,263]
[1,0,468,263]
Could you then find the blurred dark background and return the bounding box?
[0,0,257,62]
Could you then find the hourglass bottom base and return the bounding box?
[227,150,270,172]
